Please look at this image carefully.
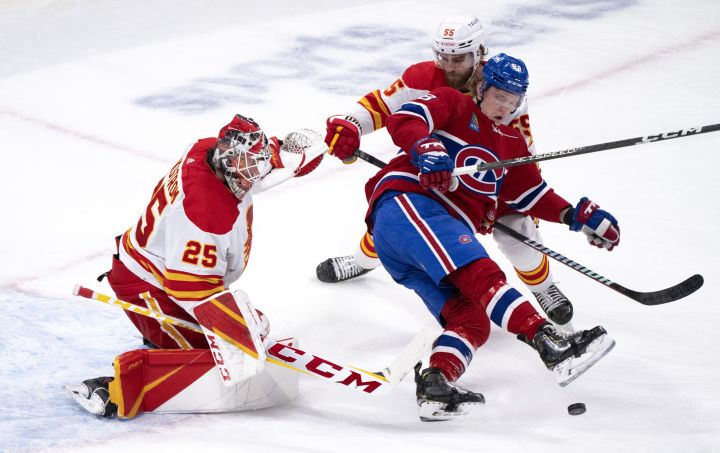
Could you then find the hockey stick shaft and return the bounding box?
[352,151,703,305]
[72,285,431,393]
[452,122,720,176]
[491,223,703,305]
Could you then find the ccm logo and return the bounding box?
[267,342,383,393]
[207,335,231,381]
[641,127,701,142]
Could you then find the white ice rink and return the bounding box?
[1,1,719,452]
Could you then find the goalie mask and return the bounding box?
[212,114,273,200]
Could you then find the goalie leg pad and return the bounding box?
[192,289,268,385]
[108,340,298,419]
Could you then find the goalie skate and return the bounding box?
[64,376,117,418]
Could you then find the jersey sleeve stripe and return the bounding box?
[396,102,434,133]
[505,181,550,212]
[359,90,391,130]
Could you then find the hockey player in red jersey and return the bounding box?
[66,115,323,418]
[317,14,576,327]
[364,54,618,420]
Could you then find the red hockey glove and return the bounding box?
[569,197,620,250]
[324,115,361,163]
[478,205,497,235]
[410,136,454,193]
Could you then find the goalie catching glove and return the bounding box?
[567,197,620,250]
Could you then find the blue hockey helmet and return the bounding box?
[480,53,529,96]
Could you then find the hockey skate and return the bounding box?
[415,363,485,422]
[316,255,372,283]
[532,284,574,325]
[65,376,118,418]
[522,323,615,387]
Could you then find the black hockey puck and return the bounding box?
[567,403,586,416]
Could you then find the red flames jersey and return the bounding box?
[365,87,570,233]
[118,138,254,304]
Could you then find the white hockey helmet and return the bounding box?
[212,114,273,200]
[432,15,486,69]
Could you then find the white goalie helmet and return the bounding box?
[432,14,486,70]
[212,114,273,200]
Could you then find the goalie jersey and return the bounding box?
[118,137,253,305]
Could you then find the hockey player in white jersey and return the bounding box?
[67,115,323,418]
[317,14,574,326]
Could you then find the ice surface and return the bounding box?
[1,1,719,452]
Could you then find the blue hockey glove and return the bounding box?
[410,136,454,193]
[569,197,620,251]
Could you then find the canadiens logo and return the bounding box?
[469,113,480,132]
[455,145,505,196]
[459,235,473,244]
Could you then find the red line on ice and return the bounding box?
[536,29,720,100]
[0,108,165,163]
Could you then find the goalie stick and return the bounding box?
[351,151,704,305]
[72,285,433,394]
[451,122,720,176]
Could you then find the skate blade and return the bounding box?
[418,400,484,422]
[554,334,616,387]
[64,385,106,416]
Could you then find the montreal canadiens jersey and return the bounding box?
[347,60,535,154]
[119,138,253,304]
[365,87,570,234]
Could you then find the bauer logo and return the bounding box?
[459,235,473,244]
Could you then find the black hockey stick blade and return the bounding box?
[609,274,704,305]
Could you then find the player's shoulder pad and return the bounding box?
[182,138,240,235]
[402,61,445,90]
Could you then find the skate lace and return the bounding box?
[332,256,366,280]
[534,285,567,313]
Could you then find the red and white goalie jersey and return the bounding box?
[346,60,535,153]
[118,137,253,310]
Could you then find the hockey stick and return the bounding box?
[72,284,431,394]
[351,151,704,305]
[491,223,703,305]
[452,123,720,176]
